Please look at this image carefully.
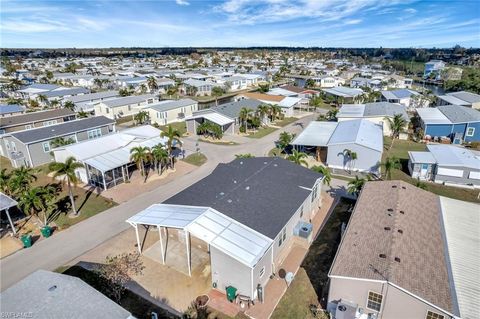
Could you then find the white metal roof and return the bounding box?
[0,192,17,211]
[126,204,272,267]
[439,197,480,319]
[337,104,366,118]
[328,119,383,152]
[417,108,451,125]
[427,144,480,170]
[408,151,436,164]
[187,111,234,126]
[291,121,337,146]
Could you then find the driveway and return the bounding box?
[0,114,321,291]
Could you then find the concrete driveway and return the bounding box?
[0,113,326,291]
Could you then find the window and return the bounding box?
[87,128,102,139]
[466,127,475,137]
[278,227,287,247]
[43,120,57,127]
[0,129,5,134]
[11,141,16,152]
[42,142,50,153]
[426,311,444,319]
[128,105,132,111]
[300,205,304,218]
[106,108,109,114]
[311,184,318,202]
[25,124,32,130]
[259,266,265,278]
[366,291,383,312]
[6,142,10,150]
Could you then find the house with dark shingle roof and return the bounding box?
[0,116,115,167]
[0,108,76,134]
[328,180,480,319]
[127,157,324,301]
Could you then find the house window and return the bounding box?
[128,105,132,111]
[0,129,5,134]
[106,108,110,114]
[466,127,475,137]
[300,205,304,218]
[6,142,10,150]
[425,311,444,319]
[25,124,32,130]
[87,128,102,139]
[43,120,57,127]
[259,266,265,278]
[42,142,50,153]
[366,291,383,312]
[278,227,287,247]
[11,141,16,152]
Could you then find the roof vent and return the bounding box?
[227,199,232,203]
[48,285,57,292]
[274,164,278,167]
[398,229,403,234]
[401,186,406,190]
[379,254,386,259]
[233,180,237,184]
[392,185,397,188]
[387,208,393,212]
[394,257,401,263]
[399,210,405,214]
[239,161,243,165]
[219,192,225,196]
[264,161,268,164]
[245,186,250,190]
[384,227,391,231]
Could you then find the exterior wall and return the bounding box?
[1,136,31,167]
[424,122,479,142]
[210,245,252,298]
[251,245,274,300]
[433,164,480,188]
[408,161,434,181]
[328,277,452,319]
[465,122,480,142]
[424,124,453,138]
[95,100,155,120]
[148,103,198,126]
[327,143,382,174]
[186,118,197,135]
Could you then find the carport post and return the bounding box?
[121,165,126,183]
[134,224,142,253]
[185,230,191,277]
[102,171,107,190]
[158,226,165,264]
[5,208,16,235]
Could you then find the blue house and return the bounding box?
[417,105,480,143]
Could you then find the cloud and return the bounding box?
[404,8,417,14]
[345,19,362,25]
[175,0,190,5]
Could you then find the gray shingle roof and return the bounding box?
[42,87,90,98]
[437,105,480,123]
[147,98,197,112]
[65,90,120,103]
[100,94,156,108]
[210,98,263,119]
[11,116,114,144]
[0,104,25,115]
[363,102,409,120]
[447,91,480,104]
[0,109,76,128]
[164,157,322,239]
[0,270,131,319]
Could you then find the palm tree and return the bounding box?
[8,78,23,91]
[287,149,309,167]
[18,187,49,220]
[9,167,37,195]
[77,111,89,118]
[48,157,84,216]
[0,168,11,195]
[381,156,401,180]
[326,109,338,121]
[311,165,331,186]
[166,85,179,99]
[147,76,158,93]
[161,125,182,168]
[278,131,295,153]
[151,144,169,175]
[385,114,407,149]
[343,149,358,173]
[347,176,366,197]
[64,100,75,111]
[37,94,48,105]
[270,105,283,121]
[256,104,270,125]
[50,99,60,109]
[211,87,225,106]
[239,107,253,133]
[134,111,149,125]
[129,146,151,178]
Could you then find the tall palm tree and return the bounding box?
[151,144,169,175]
[0,168,11,195]
[37,94,48,105]
[166,85,179,99]
[385,114,407,149]
[270,105,283,121]
[311,165,331,186]
[239,107,253,132]
[326,108,338,121]
[134,111,149,125]
[343,149,358,173]
[77,111,89,118]
[381,156,401,180]
[147,77,158,93]
[18,187,49,219]
[211,87,225,106]
[287,149,309,167]
[48,157,84,216]
[347,176,366,197]
[161,125,182,168]
[63,100,75,111]
[129,146,151,178]
[256,104,270,125]
[9,167,37,195]
[50,99,60,109]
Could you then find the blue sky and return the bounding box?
[1,0,479,48]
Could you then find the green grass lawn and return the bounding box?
[159,122,187,136]
[272,198,356,318]
[181,152,207,166]
[274,117,298,127]
[383,137,480,203]
[247,127,277,139]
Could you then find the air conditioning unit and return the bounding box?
[335,299,358,319]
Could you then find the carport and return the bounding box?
[1,192,18,235]
[291,121,337,162]
[126,204,272,298]
[186,111,235,135]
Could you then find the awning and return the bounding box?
[291,121,338,147]
[0,192,17,211]
[126,204,272,268]
[188,112,234,126]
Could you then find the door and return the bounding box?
[420,163,429,179]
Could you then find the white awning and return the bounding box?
[0,193,17,211]
[188,112,234,126]
[291,121,338,147]
[126,204,272,267]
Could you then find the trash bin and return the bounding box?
[21,234,32,248]
[40,226,52,238]
[226,286,237,302]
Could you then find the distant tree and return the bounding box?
[326,108,338,121]
[258,84,270,93]
[151,144,169,175]
[347,176,366,197]
[305,79,316,88]
[211,86,225,106]
[77,111,89,118]
[147,76,158,92]
[134,110,149,125]
[277,131,295,153]
[381,156,402,180]
[385,114,407,149]
[161,125,182,168]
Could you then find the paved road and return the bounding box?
[0,113,331,291]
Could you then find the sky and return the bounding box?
[1,0,479,48]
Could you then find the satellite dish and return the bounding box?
[285,272,294,286]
